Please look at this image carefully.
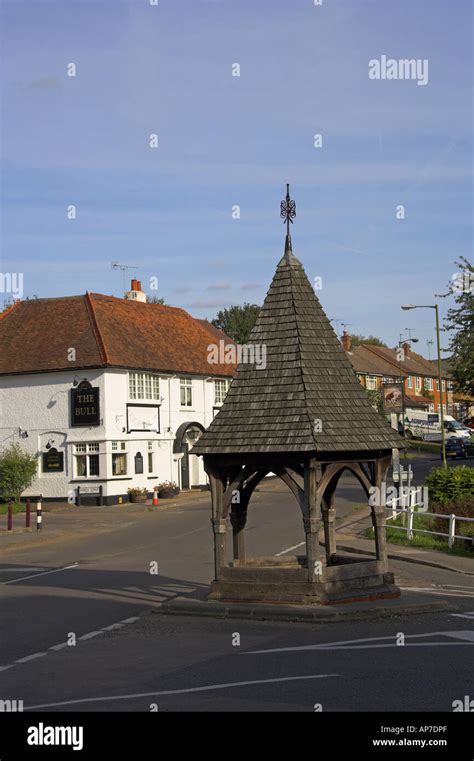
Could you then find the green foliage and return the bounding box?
[351,334,388,347]
[147,295,166,305]
[366,388,384,414]
[425,465,474,506]
[442,257,473,396]
[0,444,38,503]
[211,303,261,344]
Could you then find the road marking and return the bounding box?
[78,631,102,641]
[401,587,474,598]
[0,568,44,573]
[3,563,79,585]
[1,615,141,672]
[242,631,474,655]
[443,631,474,642]
[16,652,47,663]
[451,612,474,620]
[275,542,305,556]
[25,673,339,710]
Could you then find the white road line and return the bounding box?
[401,587,474,598]
[49,643,68,651]
[120,617,140,624]
[78,631,102,641]
[3,563,79,585]
[101,623,124,631]
[242,630,474,655]
[1,568,44,573]
[0,665,15,672]
[275,542,305,556]
[16,652,47,664]
[26,673,339,710]
[451,613,474,620]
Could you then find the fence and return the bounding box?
[386,494,473,549]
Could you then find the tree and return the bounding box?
[366,389,384,415]
[441,257,473,396]
[212,304,261,344]
[147,295,166,305]
[351,334,388,348]
[0,444,38,504]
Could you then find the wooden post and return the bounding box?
[209,472,226,581]
[304,459,321,583]
[230,507,247,565]
[371,454,391,565]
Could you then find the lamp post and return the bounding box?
[401,304,447,468]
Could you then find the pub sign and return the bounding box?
[382,382,404,415]
[42,448,64,472]
[71,380,101,427]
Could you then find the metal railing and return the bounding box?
[385,498,473,549]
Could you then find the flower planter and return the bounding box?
[129,494,148,504]
[158,489,178,499]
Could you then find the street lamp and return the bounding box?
[401,304,447,468]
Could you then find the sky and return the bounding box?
[1,0,472,352]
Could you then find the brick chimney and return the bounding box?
[402,341,411,358]
[125,279,147,303]
[341,330,352,352]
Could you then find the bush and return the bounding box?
[425,466,474,506]
[431,499,474,543]
[0,444,38,503]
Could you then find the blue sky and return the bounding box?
[1,0,472,351]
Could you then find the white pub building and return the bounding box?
[0,280,234,505]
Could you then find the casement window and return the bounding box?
[424,378,433,391]
[180,377,193,407]
[428,403,435,412]
[214,379,230,404]
[366,375,377,391]
[407,376,413,389]
[74,443,100,478]
[441,380,446,392]
[112,441,126,452]
[112,453,127,476]
[415,377,422,391]
[129,372,160,401]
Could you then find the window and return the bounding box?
[407,376,413,389]
[429,403,435,412]
[415,377,421,391]
[442,380,446,392]
[129,373,160,401]
[366,375,377,390]
[214,379,230,404]
[74,443,100,478]
[148,452,153,473]
[424,378,433,391]
[112,441,126,451]
[180,377,193,407]
[135,452,144,474]
[112,453,127,476]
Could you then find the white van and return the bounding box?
[403,410,471,442]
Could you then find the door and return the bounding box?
[181,444,190,489]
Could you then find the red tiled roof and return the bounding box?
[0,294,236,378]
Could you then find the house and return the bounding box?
[0,280,236,504]
[341,331,454,415]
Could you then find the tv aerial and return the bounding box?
[111,262,139,293]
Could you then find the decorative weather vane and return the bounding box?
[280,183,296,237]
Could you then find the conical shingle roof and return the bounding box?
[193,243,403,454]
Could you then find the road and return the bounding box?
[0,461,473,712]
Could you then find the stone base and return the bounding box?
[208,555,400,606]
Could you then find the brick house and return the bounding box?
[341,331,454,415]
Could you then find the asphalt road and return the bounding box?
[0,460,473,713]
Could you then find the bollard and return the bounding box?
[25,497,31,530]
[7,501,13,532]
[152,488,159,507]
[36,496,42,531]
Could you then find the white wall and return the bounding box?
[0,368,226,502]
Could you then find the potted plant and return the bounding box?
[127,487,148,504]
[156,481,179,499]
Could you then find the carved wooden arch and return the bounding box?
[274,467,306,518]
[223,467,269,517]
[316,462,373,505]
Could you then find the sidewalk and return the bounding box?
[334,507,474,576]
[0,488,210,553]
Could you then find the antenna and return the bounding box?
[111,262,139,294]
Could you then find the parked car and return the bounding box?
[463,417,474,430]
[444,437,474,460]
